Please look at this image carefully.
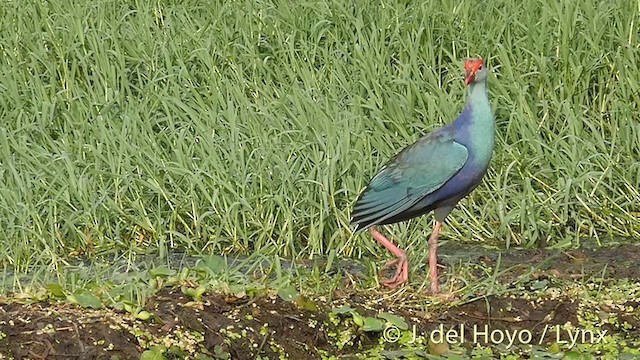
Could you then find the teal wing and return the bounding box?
[351,129,468,230]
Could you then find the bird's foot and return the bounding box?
[432,291,457,301]
[380,256,409,288]
[430,279,440,295]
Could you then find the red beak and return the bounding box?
[464,71,475,85]
[464,58,484,85]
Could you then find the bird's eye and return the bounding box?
[479,65,484,70]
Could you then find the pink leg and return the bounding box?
[369,226,409,288]
[429,221,444,294]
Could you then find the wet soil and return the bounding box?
[1,242,639,359]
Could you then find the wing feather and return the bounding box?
[351,129,468,230]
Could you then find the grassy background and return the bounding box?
[0,0,638,280]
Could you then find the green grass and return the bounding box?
[0,0,638,284]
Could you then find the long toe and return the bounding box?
[382,258,409,288]
[381,258,403,282]
[381,258,400,272]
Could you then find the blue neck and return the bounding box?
[469,81,488,99]
[462,80,491,125]
[454,80,494,161]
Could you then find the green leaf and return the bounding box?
[361,317,386,332]
[195,354,216,360]
[182,285,207,301]
[123,302,135,314]
[562,351,594,360]
[228,284,246,297]
[352,311,364,327]
[135,310,153,320]
[427,338,450,356]
[196,255,227,274]
[295,295,318,311]
[246,285,267,299]
[68,290,102,309]
[378,313,408,330]
[548,342,562,353]
[46,283,66,298]
[212,345,230,360]
[149,267,175,277]
[140,346,167,360]
[531,279,549,290]
[166,346,188,358]
[277,285,299,302]
[331,305,356,315]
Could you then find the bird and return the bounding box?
[351,58,495,294]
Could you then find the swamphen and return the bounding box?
[351,58,494,294]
